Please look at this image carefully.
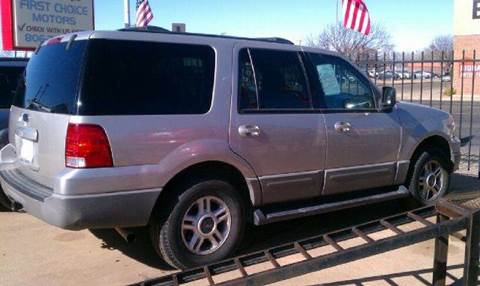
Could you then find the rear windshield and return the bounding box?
[79,40,215,115]
[14,39,216,116]
[14,41,87,114]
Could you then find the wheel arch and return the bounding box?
[150,160,259,223]
[409,135,453,171]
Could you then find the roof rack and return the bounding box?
[117,26,294,45]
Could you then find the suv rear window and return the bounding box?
[79,40,215,115]
[14,41,87,114]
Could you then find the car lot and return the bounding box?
[1,170,478,286]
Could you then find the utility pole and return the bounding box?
[124,0,131,28]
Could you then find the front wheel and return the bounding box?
[408,149,451,205]
[150,179,246,269]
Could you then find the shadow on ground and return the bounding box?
[88,173,477,272]
[89,227,175,271]
[450,173,480,194]
[90,197,421,271]
[0,204,9,212]
[319,264,465,286]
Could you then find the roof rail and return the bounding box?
[117,26,294,45]
[118,26,171,33]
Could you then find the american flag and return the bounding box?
[136,0,154,27]
[342,0,371,35]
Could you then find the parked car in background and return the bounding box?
[0,58,28,210]
[378,71,400,80]
[414,71,432,79]
[442,75,452,82]
[367,69,378,78]
[399,71,413,80]
[0,29,461,269]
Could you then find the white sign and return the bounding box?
[11,0,94,49]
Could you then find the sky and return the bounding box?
[1,0,453,52]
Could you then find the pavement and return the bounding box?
[0,169,479,286]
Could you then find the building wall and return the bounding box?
[453,0,480,94]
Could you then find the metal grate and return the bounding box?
[133,201,480,286]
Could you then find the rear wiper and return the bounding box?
[28,99,52,112]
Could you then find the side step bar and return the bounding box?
[253,186,410,225]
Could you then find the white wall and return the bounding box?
[454,0,480,36]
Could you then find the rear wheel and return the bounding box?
[150,178,245,269]
[408,149,451,204]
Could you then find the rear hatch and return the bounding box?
[10,37,88,188]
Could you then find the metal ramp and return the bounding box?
[134,200,480,286]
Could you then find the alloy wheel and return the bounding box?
[181,196,231,255]
[417,160,446,201]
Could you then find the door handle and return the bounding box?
[334,122,352,133]
[238,125,261,137]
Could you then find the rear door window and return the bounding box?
[79,40,215,115]
[238,48,311,111]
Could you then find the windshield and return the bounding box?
[13,41,88,114]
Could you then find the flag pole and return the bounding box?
[336,0,339,23]
[124,0,131,28]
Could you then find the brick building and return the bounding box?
[453,0,480,94]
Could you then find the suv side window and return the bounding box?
[238,48,311,111]
[80,40,215,115]
[308,53,375,110]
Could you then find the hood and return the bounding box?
[396,101,451,121]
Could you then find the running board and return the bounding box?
[253,186,410,225]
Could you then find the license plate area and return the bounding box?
[19,138,34,163]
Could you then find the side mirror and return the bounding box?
[382,86,396,110]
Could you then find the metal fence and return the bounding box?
[136,200,480,286]
[351,50,479,177]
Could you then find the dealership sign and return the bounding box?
[1,0,94,50]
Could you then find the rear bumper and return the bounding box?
[0,169,161,230]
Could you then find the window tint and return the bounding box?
[309,54,375,110]
[14,41,87,114]
[238,49,258,110]
[80,40,215,115]
[0,67,24,108]
[238,48,311,111]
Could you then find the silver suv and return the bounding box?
[0,29,461,269]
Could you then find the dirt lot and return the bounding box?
[0,171,478,286]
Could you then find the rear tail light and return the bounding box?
[65,123,113,168]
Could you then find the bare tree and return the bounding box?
[429,35,453,53]
[305,23,394,58]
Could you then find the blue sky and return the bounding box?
[1,0,453,52]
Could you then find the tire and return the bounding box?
[150,178,246,269]
[407,148,451,205]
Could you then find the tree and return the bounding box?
[305,23,394,58]
[428,35,453,53]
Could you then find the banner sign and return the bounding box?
[1,0,94,51]
[461,63,480,78]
